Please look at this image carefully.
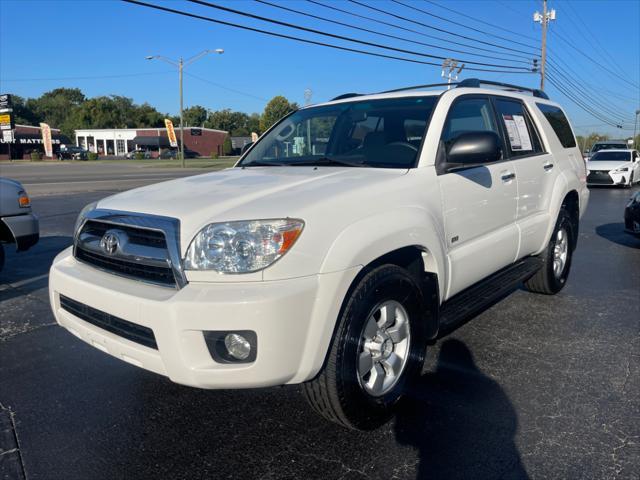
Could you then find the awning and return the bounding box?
[132,135,171,148]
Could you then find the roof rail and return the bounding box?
[379,82,453,94]
[331,93,362,101]
[456,78,549,99]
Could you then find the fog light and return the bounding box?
[224,333,251,360]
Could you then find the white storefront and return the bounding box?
[75,128,167,156]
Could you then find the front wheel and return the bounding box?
[302,265,428,430]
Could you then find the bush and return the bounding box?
[134,151,145,160]
[30,151,41,161]
[211,151,219,159]
[87,152,98,161]
[223,135,233,155]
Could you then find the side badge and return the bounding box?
[451,235,459,244]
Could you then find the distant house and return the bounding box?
[75,127,228,157]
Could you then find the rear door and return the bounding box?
[492,97,554,258]
[437,95,519,298]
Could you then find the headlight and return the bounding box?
[74,201,97,236]
[17,190,30,208]
[184,219,304,273]
[613,167,629,173]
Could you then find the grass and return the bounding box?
[0,157,240,169]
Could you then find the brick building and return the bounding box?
[75,127,228,157]
[0,124,71,160]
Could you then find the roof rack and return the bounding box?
[330,93,362,101]
[456,78,549,99]
[379,82,453,94]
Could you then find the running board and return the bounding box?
[438,257,543,336]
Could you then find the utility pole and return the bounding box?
[146,49,224,167]
[534,1,556,91]
[304,88,312,155]
[441,59,465,89]
[633,109,640,150]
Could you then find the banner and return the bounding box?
[40,123,53,157]
[165,119,178,147]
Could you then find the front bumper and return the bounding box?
[1,212,39,251]
[587,169,631,186]
[49,247,358,389]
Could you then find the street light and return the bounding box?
[146,49,224,167]
[634,109,640,150]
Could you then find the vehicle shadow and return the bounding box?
[395,339,529,479]
[595,223,640,249]
[0,235,72,301]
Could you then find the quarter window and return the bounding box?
[494,99,543,156]
[536,103,577,148]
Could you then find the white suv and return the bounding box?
[49,79,589,430]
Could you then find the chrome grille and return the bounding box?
[73,210,186,289]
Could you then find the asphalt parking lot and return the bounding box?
[1,163,638,480]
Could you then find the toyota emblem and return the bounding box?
[100,231,120,255]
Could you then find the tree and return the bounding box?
[260,96,298,132]
[9,95,39,126]
[26,88,86,136]
[183,105,208,127]
[223,135,233,155]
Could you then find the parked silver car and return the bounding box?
[0,177,39,271]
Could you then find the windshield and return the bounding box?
[590,151,630,161]
[239,96,437,168]
[592,143,626,153]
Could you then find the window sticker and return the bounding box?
[502,114,532,151]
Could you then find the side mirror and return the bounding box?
[241,142,254,155]
[445,131,502,171]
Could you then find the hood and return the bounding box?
[586,160,632,171]
[97,166,407,250]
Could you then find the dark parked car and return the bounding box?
[624,191,640,237]
[0,178,39,271]
[58,145,88,160]
[159,148,199,159]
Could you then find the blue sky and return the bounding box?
[1,0,638,137]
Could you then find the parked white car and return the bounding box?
[586,149,640,186]
[49,79,589,429]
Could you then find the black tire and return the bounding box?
[302,264,428,430]
[525,207,574,295]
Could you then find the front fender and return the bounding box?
[319,206,447,299]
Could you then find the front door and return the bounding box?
[437,95,519,299]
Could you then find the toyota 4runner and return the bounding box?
[49,79,589,429]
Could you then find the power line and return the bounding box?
[188,0,530,70]
[552,63,631,123]
[121,0,533,73]
[549,28,639,90]
[347,0,538,57]
[547,73,633,129]
[0,71,173,82]
[391,0,540,52]
[307,0,534,62]
[184,72,268,101]
[254,0,531,65]
[422,0,540,43]
[546,60,636,121]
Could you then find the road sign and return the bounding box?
[0,112,14,131]
[0,94,12,109]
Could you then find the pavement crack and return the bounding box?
[0,402,27,479]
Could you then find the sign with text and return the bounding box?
[0,94,12,109]
[0,112,14,131]
[190,128,202,136]
[165,119,178,147]
[40,123,53,157]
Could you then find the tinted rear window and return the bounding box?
[536,103,576,148]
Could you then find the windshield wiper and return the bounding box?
[292,157,366,167]
[241,160,289,167]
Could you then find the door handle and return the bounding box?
[501,172,516,182]
[544,163,554,171]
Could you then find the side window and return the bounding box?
[442,97,498,145]
[493,98,543,156]
[536,103,577,148]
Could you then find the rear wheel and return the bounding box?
[525,207,574,295]
[302,265,428,430]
